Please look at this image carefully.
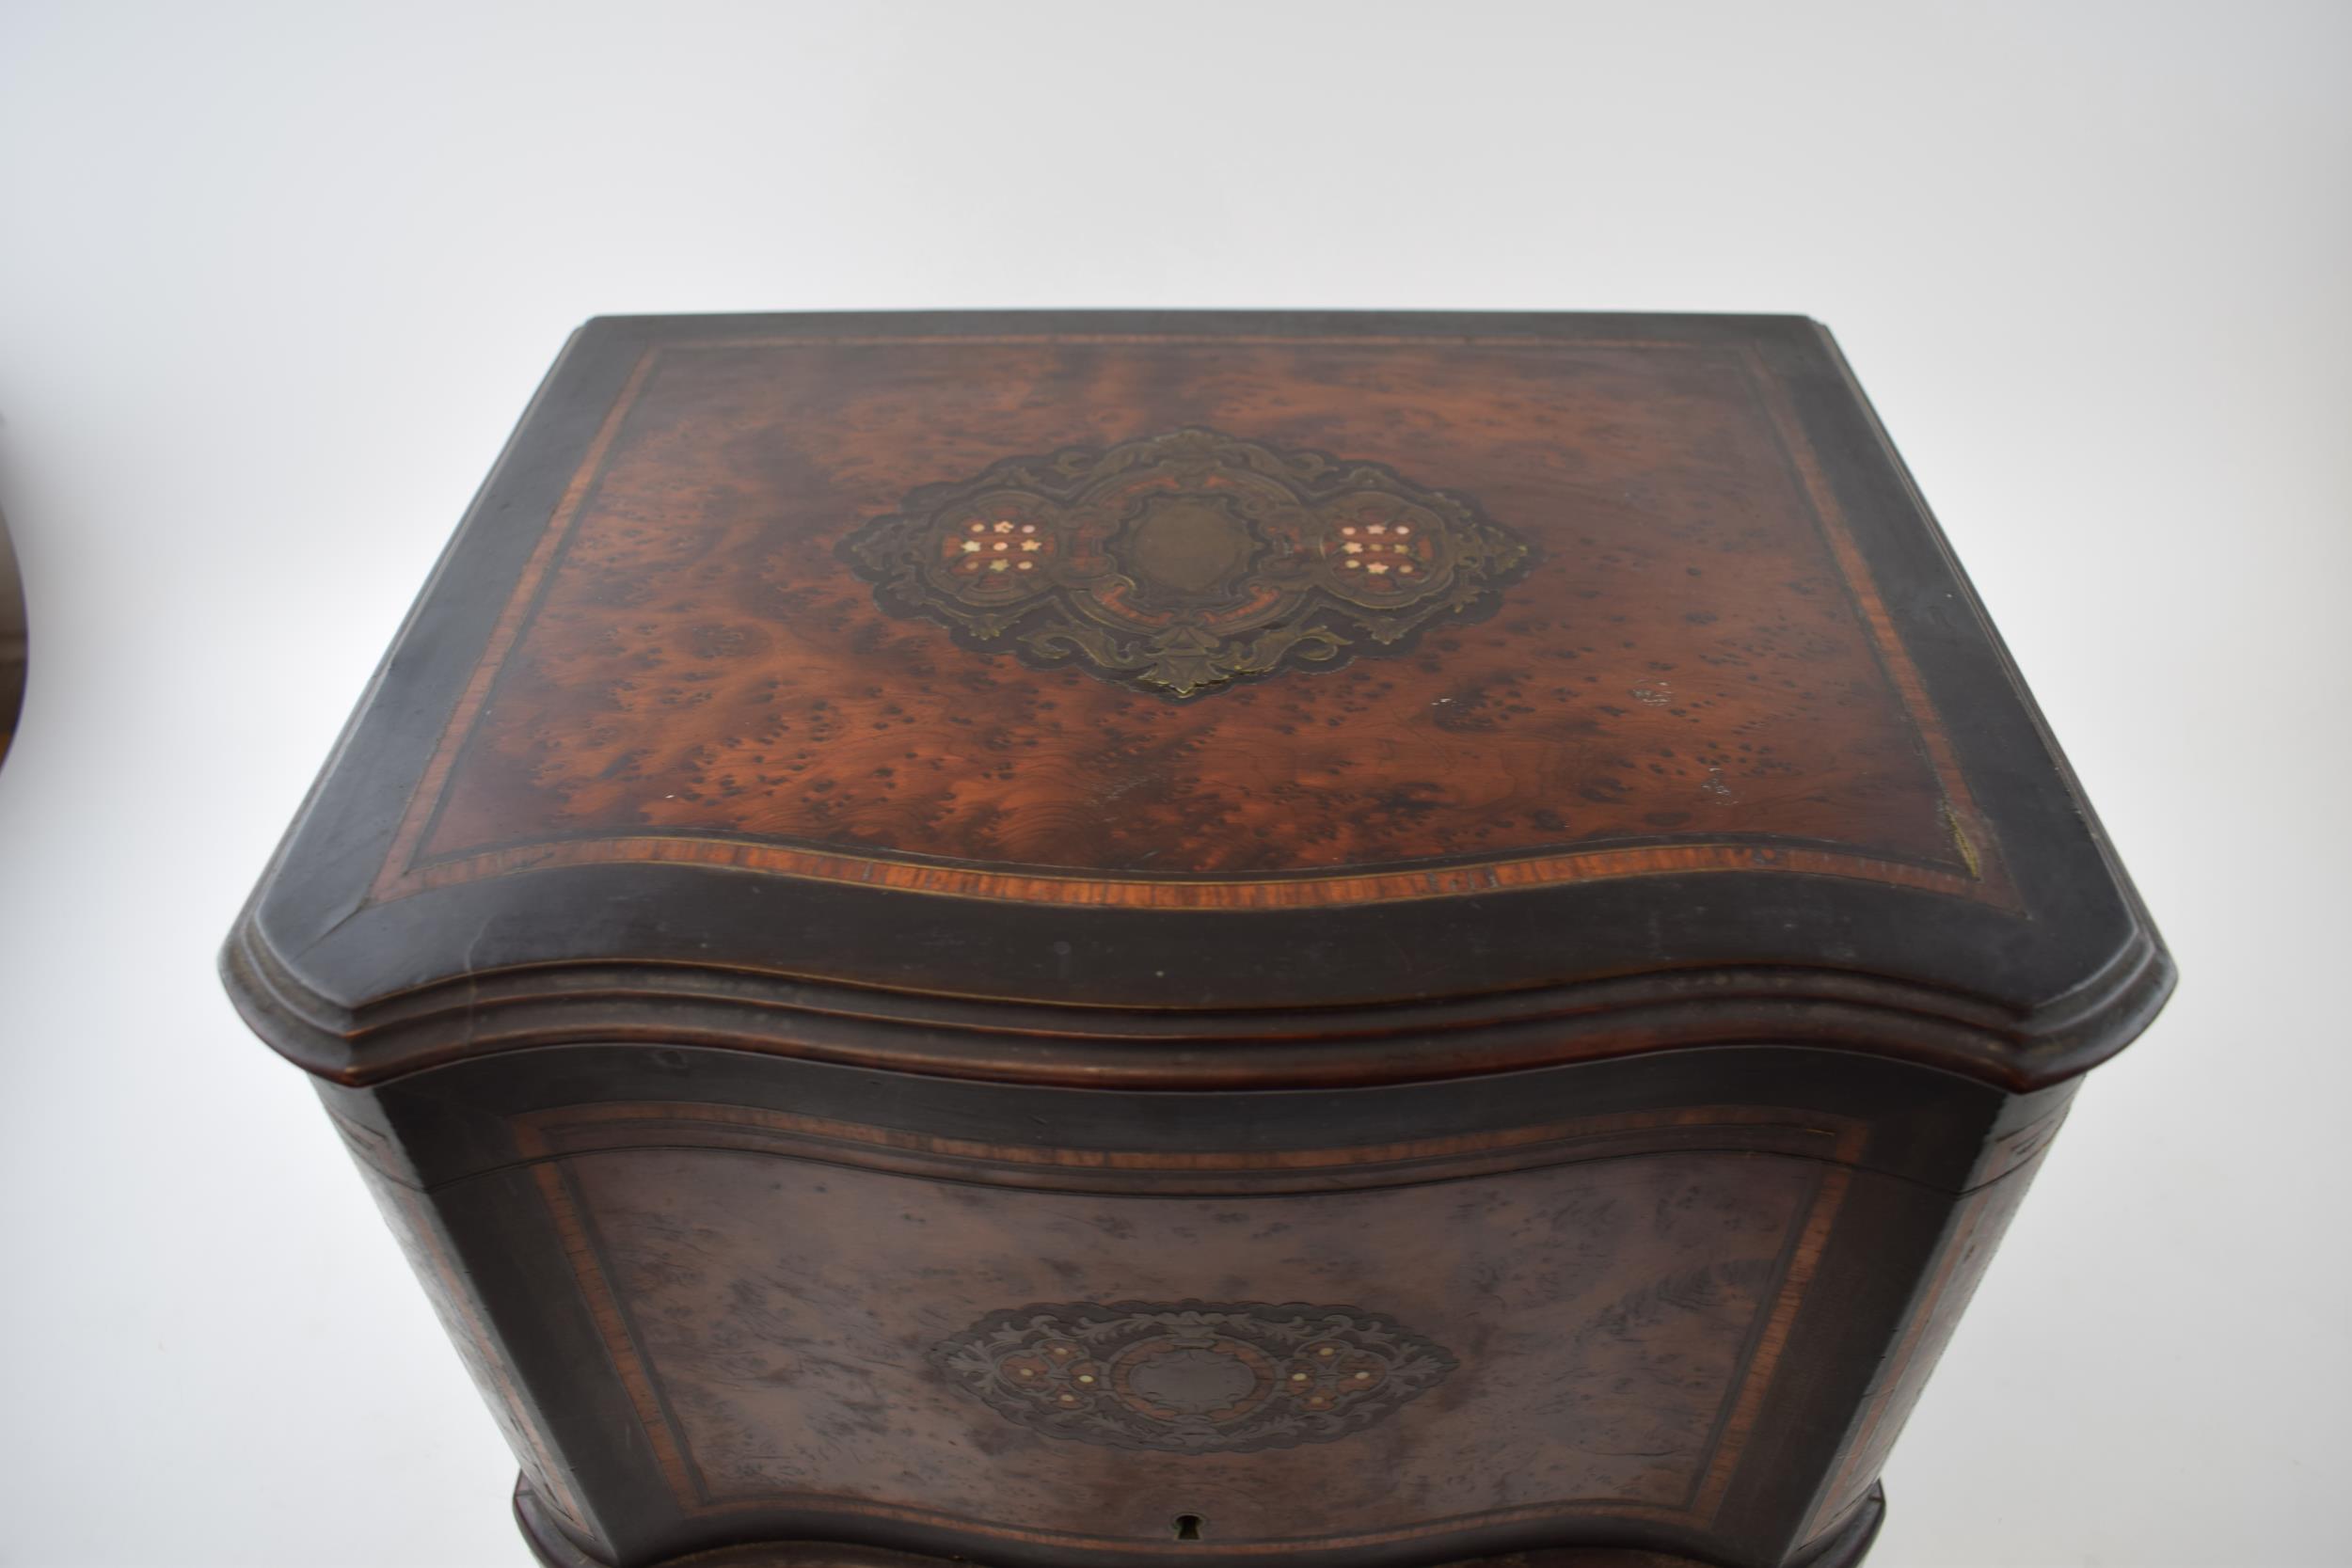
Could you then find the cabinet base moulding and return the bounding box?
[513,1480,1887,1568]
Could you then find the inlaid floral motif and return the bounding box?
[842,428,1531,698]
[930,1299,1458,1452]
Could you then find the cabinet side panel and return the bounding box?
[354,1159,601,1546]
[1798,1146,2051,1545]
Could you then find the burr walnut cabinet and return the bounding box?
[223,311,2171,1568]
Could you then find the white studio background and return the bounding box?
[0,3,2344,1565]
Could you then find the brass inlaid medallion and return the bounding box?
[931,1299,1458,1452]
[844,428,1532,698]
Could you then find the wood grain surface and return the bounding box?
[317,1040,1994,1568]
[389,333,1996,909]
[529,1136,1835,1535]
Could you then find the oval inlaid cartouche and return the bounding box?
[843,427,1533,698]
[931,1300,1459,1453]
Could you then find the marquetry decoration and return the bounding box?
[843,428,1532,698]
[931,1300,1459,1452]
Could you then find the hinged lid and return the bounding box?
[225,312,2170,1090]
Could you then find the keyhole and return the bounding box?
[1171,1513,1206,1541]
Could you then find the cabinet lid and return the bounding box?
[226,312,2169,1091]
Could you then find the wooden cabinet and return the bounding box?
[225,313,2170,1568]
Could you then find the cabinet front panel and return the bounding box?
[526,1130,1845,1557]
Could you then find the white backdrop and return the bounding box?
[1,4,2344,1565]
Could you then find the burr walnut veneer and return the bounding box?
[224,312,2171,1568]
